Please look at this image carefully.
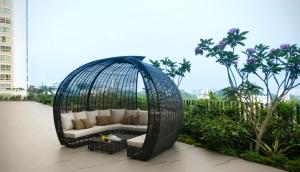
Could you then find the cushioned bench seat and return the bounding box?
[127,134,146,148]
[119,125,148,132]
[64,124,147,138]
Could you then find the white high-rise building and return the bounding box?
[0,0,13,95]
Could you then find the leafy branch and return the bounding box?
[149,57,191,87]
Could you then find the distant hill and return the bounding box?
[180,90,197,100]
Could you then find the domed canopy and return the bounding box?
[53,56,183,160]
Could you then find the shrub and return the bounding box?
[223,106,241,121]
[263,117,300,159]
[137,96,147,110]
[276,100,297,122]
[243,152,300,171]
[218,148,240,156]
[0,95,22,101]
[177,134,188,142]
[241,151,275,166]
[271,155,289,166]
[201,115,251,150]
[190,101,209,117]
[25,85,55,105]
[11,95,23,101]
[284,159,300,172]
[183,104,254,150]
[177,134,198,145]
[36,94,53,105]
[182,107,207,138]
[184,137,198,145]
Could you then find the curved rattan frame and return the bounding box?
[53,56,183,160]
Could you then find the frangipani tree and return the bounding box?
[195,28,300,152]
[150,57,191,87]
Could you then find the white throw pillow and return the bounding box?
[98,109,111,117]
[138,110,148,125]
[110,109,125,123]
[73,111,87,120]
[61,112,74,130]
[86,110,98,126]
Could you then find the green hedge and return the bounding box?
[180,99,300,171]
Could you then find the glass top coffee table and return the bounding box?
[88,133,137,154]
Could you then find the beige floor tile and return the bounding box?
[0,101,285,172]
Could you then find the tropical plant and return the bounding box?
[149,59,161,70]
[253,137,300,157]
[38,85,55,96]
[195,28,300,152]
[208,91,218,100]
[176,58,192,86]
[263,117,300,158]
[222,87,238,101]
[26,85,56,105]
[149,57,191,87]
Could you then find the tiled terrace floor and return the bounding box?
[0,101,285,172]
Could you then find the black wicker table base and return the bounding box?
[88,133,137,154]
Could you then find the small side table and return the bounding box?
[88,133,136,154]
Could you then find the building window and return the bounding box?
[0,0,11,5]
[0,45,11,52]
[1,36,11,43]
[0,83,11,90]
[0,26,10,33]
[0,74,11,80]
[0,64,10,71]
[0,7,11,14]
[0,17,11,24]
[0,55,10,61]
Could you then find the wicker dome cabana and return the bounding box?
[53,56,183,160]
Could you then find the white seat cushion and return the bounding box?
[119,125,147,132]
[63,123,147,138]
[61,112,74,130]
[105,123,123,130]
[127,134,146,148]
[64,124,122,138]
[86,110,98,125]
[134,125,148,132]
[64,126,101,138]
[138,110,148,125]
[110,109,125,123]
[73,111,87,120]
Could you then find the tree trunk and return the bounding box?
[255,135,262,153]
[254,101,279,153]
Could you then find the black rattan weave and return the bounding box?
[88,133,137,154]
[53,56,184,160]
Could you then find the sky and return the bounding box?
[13,0,300,94]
